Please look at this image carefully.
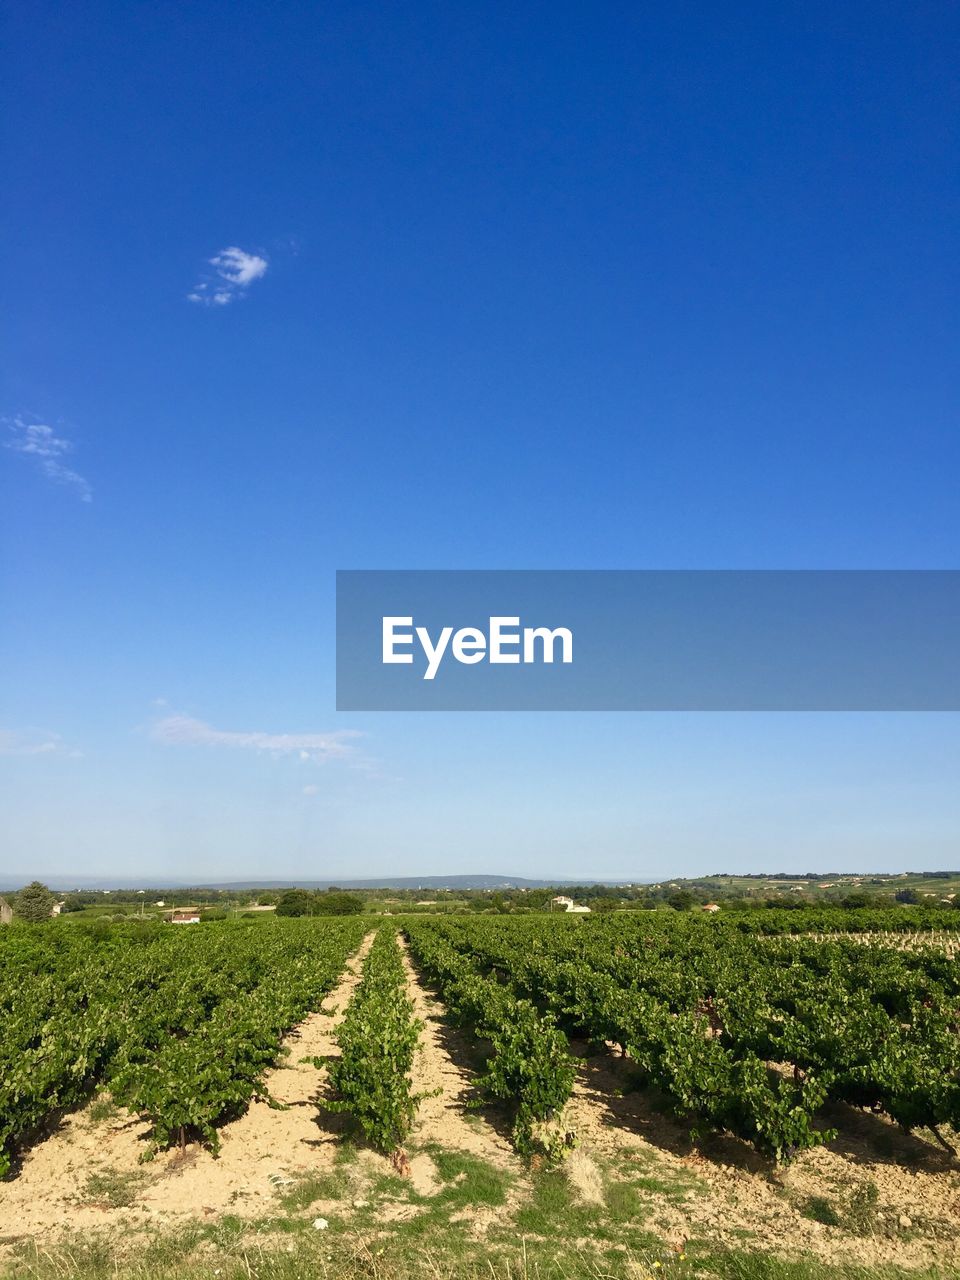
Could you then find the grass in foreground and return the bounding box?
[3,1232,957,1280]
[2,1143,956,1280]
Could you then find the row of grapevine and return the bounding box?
[0,917,364,1172]
[410,913,960,1161]
[404,923,576,1153]
[715,906,960,935]
[321,926,422,1152]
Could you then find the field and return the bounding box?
[659,875,960,906]
[3,911,960,1280]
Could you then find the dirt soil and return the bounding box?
[398,938,515,1168]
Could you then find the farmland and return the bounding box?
[3,911,960,1280]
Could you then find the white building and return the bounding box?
[551,895,591,914]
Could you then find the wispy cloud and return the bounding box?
[151,713,363,763]
[4,417,92,502]
[188,246,268,307]
[0,729,82,758]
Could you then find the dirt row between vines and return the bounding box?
[395,940,509,1158]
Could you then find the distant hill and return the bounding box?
[8,869,952,895]
[200,875,627,891]
[0,872,632,892]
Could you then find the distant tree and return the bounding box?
[840,892,875,910]
[667,890,695,912]
[316,892,364,916]
[895,887,921,904]
[590,896,620,913]
[525,889,553,911]
[15,881,55,923]
[275,888,316,917]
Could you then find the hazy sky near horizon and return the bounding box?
[2,1,958,883]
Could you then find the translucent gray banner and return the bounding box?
[336,570,960,711]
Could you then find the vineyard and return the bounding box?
[406,912,960,1161]
[3,909,960,1277]
[0,916,364,1175]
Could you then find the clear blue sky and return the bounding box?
[2,0,958,883]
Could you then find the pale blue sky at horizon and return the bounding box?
[2,1,958,883]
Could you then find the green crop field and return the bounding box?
[3,910,960,1280]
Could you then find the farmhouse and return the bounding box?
[168,909,201,924]
[551,895,591,914]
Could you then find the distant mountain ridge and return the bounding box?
[0,873,633,892]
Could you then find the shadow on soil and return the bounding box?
[573,1040,957,1180]
[418,988,521,1149]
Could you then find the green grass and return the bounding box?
[800,1195,842,1227]
[78,1167,144,1209]
[331,1146,513,1248]
[602,1179,645,1220]
[429,1147,510,1209]
[698,1258,953,1280]
[84,1097,119,1125]
[632,1171,703,1205]
[844,1181,880,1237]
[512,1165,659,1251]
[277,1167,351,1212]
[613,1149,707,1207]
[4,1231,957,1280]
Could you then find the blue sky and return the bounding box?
[1,0,958,883]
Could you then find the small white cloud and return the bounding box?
[188,246,268,307]
[211,247,268,286]
[302,784,319,796]
[4,417,92,501]
[151,713,363,764]
[0,729,81,758]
